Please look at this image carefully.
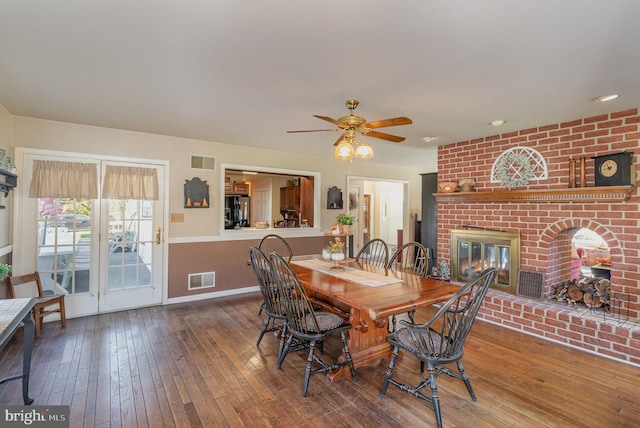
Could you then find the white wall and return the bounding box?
[10,115,433,241]
[0,105,13,249]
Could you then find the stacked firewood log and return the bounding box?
[549,277,611,309]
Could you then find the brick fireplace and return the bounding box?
[436,108,640,366]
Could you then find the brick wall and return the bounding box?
[437,108,640,365]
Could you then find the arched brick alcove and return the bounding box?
[540,218,622,293]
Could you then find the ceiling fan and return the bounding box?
[287,99,412,146]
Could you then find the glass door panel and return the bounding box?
[471,242,482,279]
[36,197,93,296]
[107,200,153,290]
[484,244,497,271]
[458,242,469,278]
[498,245,511,285]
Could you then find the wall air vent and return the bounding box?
[516,269,544,299]
[191,155,216,170]
[188,272,215,290]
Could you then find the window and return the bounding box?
[222,164,320,231]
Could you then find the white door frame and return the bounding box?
[13,148,170,317]
[347,176,408,254]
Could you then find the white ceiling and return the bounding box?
[1,1,640,169]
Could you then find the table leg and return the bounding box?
[22,313,35,405]
[327,306,393,382]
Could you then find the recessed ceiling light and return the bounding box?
[592,94,620,102]
[421,136,434,142]
[490,120,506,127]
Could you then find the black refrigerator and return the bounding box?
[225,195,251,229]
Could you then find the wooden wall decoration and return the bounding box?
[184,177,210,208]
[327,186,343,209]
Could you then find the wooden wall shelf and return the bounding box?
[0,169,17,196]
[434,185,636,203]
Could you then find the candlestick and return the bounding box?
[579,157,587,187]
[568,158,576,188]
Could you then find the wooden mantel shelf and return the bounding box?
[434,185,636,203]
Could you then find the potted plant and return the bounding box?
[328,238,345,272]
[329,237,344,255]
[336,213,354,234]
[0,263,11,282]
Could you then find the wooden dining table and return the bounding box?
[289,255,461,381]
[0,298,36,404]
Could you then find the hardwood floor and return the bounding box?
[1,292,639,427]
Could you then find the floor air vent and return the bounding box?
[516,270,544,299]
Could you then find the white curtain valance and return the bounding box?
[29,160,98,199]
[102,165,158,200]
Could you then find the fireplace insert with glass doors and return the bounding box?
[450,229,520,294]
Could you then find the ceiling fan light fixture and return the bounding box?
[334,139,354,160]
[354,142,374,159]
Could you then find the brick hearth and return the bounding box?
[436,108,640,365]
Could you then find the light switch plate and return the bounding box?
[171,213,184,222]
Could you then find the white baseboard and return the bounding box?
[166,285,260,305]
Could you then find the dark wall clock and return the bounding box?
[592,151,635,186]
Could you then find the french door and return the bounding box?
[16,153,166,318]
[98,188,163,313]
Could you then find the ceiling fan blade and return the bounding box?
[313,115,348,128]
[287,129,337,133]
[366,130,406,143]
[364,117,413,129]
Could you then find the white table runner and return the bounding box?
[292,258,402,287]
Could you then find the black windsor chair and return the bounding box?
[387,241,430,331]
[379,267,498,428]
[257,234,293,315]
[249,247,290,363]
[268,252,357,397]
[355,238,389,268]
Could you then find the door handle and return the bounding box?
[156,227,161,245]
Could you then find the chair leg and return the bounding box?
[277,332,294,369]
[427,363,443,428]
[256,316,271,346]
[277,323,288,364]
[258,302,264,316]
[340,331,357,382]
[59,299,66,328]
[457,361,477,401]
[302,340,316,397]
[33,310,41,338]
[380,345,399,398]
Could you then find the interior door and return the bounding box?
[252,187,270,226]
